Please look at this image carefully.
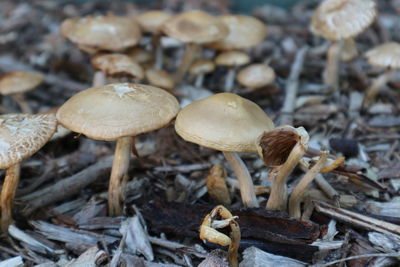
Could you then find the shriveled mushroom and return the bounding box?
[215,51,250,91]
[237,64,275,90]
[175,93,274,208]
[0,113,57,231]
[189,58,215,88]
[57,83,179,215]
[0,71,44,113]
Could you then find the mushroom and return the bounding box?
[0,71,44,113]
[310,0,376,90]
[0,113,57,231]
[363,42,400,105]
[145,69,174,91]
[175,93,274,208]
[162,10,228,84]
[256,126,309,211]
[136,10,172,70]
[215,51,250,91]
[236,64,275,91]
[38,107,71,141]
[56,83,179,215]
[189,58,215,88]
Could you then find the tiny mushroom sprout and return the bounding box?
[0,113,57,232]
[0,71,44,113]
[310,0,376,90]
[175,93,274,208]
[256,126,309,211]
[162,10,229,84]
[215,51,250,92]
[56,83,179,215]
[189,58,216,88]
[363,42,400,105]
[237,64,275,91]
[136,10,172,70]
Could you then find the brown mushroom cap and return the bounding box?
[189,58,216,75]
[0,71,44,95]
[215,51,250,67]
[208,15,267,50]
[162,10,229,44]
[175,93,274,153]
[61,14,142,51]
[57,83,179,141]
[0,113,57,168]
[136,11,172,34]
[236,64,275,89]
[310,0,376,41]
[145,69,174,90]
[91,53,144,79]
[365,42,400,69]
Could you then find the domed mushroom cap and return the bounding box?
[162,10,229,44]
[60,15,142,51]
[175,93,274,153]
[0,71,44,95]
[237,64,275,89]
[365,42,400,69]
[215,51,250,67]
[145,69,174,90]
[208,15,267,50]
[310,0,376,41]
[0,113,57,168]
[136,10,172,34]
[91,53,144,79]
[189,59,215,75]
[57,83,179,141]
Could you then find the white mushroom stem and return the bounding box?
[266,142,306,211]
[12,93,32,114]
[288,151,329,219]
[223,152,258,208]
[1,164,20,232]
[92,71,106,87]
[224,67,237,92]
[108,136,132,216]
[323,39,345,90]
[363,69,396,106]
[194,74,205,88]
[153,34,163,70]
[174,43,200,85]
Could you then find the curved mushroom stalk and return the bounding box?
[1,164,20,232]
[223,152,258,208]
[363,69,396,106]
[288,151,329,219]
[174,43,200,84]
[256,126,309,211]
[323,39,345,91]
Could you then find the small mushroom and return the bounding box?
[215,51,250,91]
[162,10,228,84]
[236,64,275,90]
[363,42,400,105]
[0,71,44,113]
[145,69,174,91]
[57,83,179,215]
[310,0,376,90]
[189,58,215,88]
[175,93,274,208]
[0,113,57,231]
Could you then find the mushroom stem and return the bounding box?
[224,67,237,92]
[228,220,240,267]
[363,69,395,106]
[153,34,163,70]
[93,71,106,87]
[12,93,32,113]
[194,74,204,88]
[108,136,132,216]
[323,39,345,91]
[174,43,200,85]
[223,151,258,208]
[1,164,20,232]
[266,142,306,211]
[288,151,328,219]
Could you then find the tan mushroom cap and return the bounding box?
[91,53,144,79]
[0,71,44,95]
[310,0,376,41]
[162,10,229,44]
[175,93,274,153]
[125,46,153,64]
[365,42,400,69]
[215,51,250,67]
[57,83,179,141]
[145,69,174,90]
[189,58,216,75]
[136,11,172,34]
[0,113,57,168]
[61,14,142,51]
[208,15,267,50]
[237,64,275,89]
[39,107,71,141]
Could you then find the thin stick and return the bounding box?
[312,253,400,267]
[1,164,20,232]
